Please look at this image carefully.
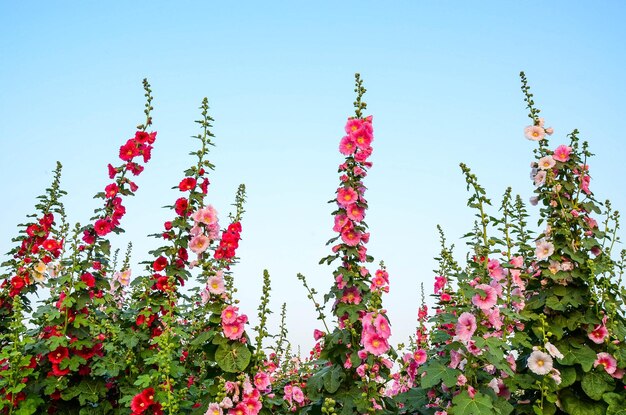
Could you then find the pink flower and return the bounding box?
[351,125,373,150]
[114,269,131,286]
[207,275,225,295]
[339,135,357,155]
[538,155,556,170]
[221,305,239,324]
[337,187,358,207]
[533,170,547,186]
[192,205,218,225]
[205,403,223,415]
[340,286,362,304]
[594,352,617,374]
[373,314,391,339]
[200,287,210,304]
[455,312,477,343]
[190,234,210,254]
[553,145,572,162]
[414,349,427,365]
[524,125,546,141]
[291,386,305,404]
[471,284,498,310]
[362,331,390,356]
[341,228,362,246]
[588,324,608,344]
[434,276,447,294]
[223,315,247,340]
[345,118,364,134]
[254,372,271,391]
[346,204,365,221]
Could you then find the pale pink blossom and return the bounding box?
[527,350,553,375]
[545,342,564,359]
[192,205,218,226]
[455,312,477,343]
[115,269,131,286]
[190,234,211,254]
[548,260,562,275]
[545,127,554,135]
[553,145,572,162]
[595,352,617,374]
[200,287,210,304]
[524,125,546,141]
[207,274,226,295]
[534,170,547,186]
[538,155,556,170]
[205,403,223,415]
[535,240,554,260]
[291,386,305,404]
[223,315,247,340]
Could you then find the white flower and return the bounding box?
[528,350,553,375]
[545,342,564,359]
[538,155,556,170]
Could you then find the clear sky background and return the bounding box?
[1,1,625,354]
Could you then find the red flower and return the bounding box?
[48,346,69,364]
[119,139,139,161]
[174,198,189,216]
[126,162,145,175]
[130,387,156,413]
[135,131,157,144]
[164,221,172,230]
[178,177,197,191]
[200,178,209,194]
[107,163,117,179]
[93,219,112,236]
[42,238,60,251]
[155,276,172,292]
[82,230,96,245]
[105,183,119,198]
[152,256,168,272]
[81,272,96,288]
[141,144,153,163]
[9,276,26,297]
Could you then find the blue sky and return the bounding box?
[1,1,625,352]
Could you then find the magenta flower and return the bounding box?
[455,312,477,343]
[346,204,365,221]
[339,135,357,155]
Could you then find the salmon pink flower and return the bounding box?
[337,187,358,207]
[455,312,476,343]
[192,205,218,225]
[594,352,617,374]
[524,125,545,141]
[221,306,239,324]
[553,145,572,162]
[223,315,247,340]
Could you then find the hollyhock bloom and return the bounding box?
[223,316,247,340]
[107,163,117,179]
[373,314,391,339]
[291,387,305,404]
[192,205,218,225]
[339,135,357,155]
[414,349,427,365]
[346,204,365,221]
[351,126,373,149]
[527,350,553,375]
[588,324,608,344]
[354,147,373,162]
[50,363,70,377]
[333,213,349,232]
[455,312,477,343]
[178,177,197,191]
[200,287,210,304]
[190,234,211,254]
[205,403,223,415]
[486,308,503,330]
[538,155,556,170]
[529,196,539,206]
[362,331,389,356]
[119,139,139,161]
[524,125,545,141]
[434,275,447,294]
[341,286,362,304]
[341,228,362,246]
[131,388,156,413]
[104,183,119,198]
[535,240,554,260]
[471,284,498,310]
[345,118,364,133]
[553,145,572,162]
[595,352,617,374]
[81,272,96,288]
[580,174,591,194]
[115,269,131,286]
[533,170,546,186]
[207,274,225,295]
[254,372,271,391]
[488,259,504,280]
[548,260,562,275]
[93,218,112,236]
[336,187,358,207]
[175,197,189,216]
[153,256,168,271]
[545,342,564,359]
[221,305,239,324]
[48,346,69,364]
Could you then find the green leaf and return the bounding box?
[451,390,493,415]
[420,361,459,388]
[215,341,251,373]
[560,389,606,415]
[581,370,615,400]
[557,341,597,371]
[323,365,345,394]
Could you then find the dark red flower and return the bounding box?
[155,276,172,292]
[48,346,69,364]
[152,256,168,272]
[130,387,155,413]
[178,177,197,192]
[129,181,139,192]
[134,131,151,144]
[174,198,189,216]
